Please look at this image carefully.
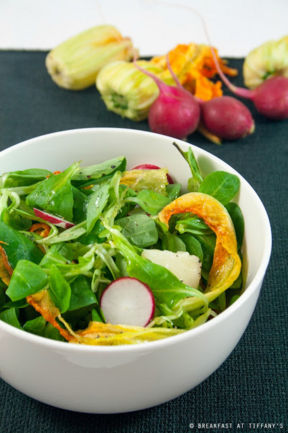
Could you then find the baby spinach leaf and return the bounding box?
[180,234,203,262]
[0,221,43,268]
[72,186,88,223]
[113,185,136,219]
[161,232,186,252]
[86,183,110,233]
[1,207,32,231]
[199,171,240,205]
[225,202,244,248]
[117,214,158,248]
[78,220,107,245]
[26,162,79,221]
[6,260,48,301]
[72,156,126,183]
[53,242,88,262]
[91,308,104,323]
[195,234,216,277]
[69,276,97,311]
[0,168,51,188]
[175,216,213,236]
[166,183,181,201]
[48,264,71,313]
[23,316,46,335]
[0,307,22,328]
[40,246,67,269]
[127,189,170,215]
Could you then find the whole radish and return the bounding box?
[165,53,255,141]
[202,42,288,122]
[159,0,288,120]
[248,76,288,120]
[148,84,200,139]
[214,60,288,120]
[201,96,255,140]
[133,60,200,139]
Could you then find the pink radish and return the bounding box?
[33,208,75,229]
[133,163,174,184]
[133,60,200,139]
[164,52,255,141]
[211,56,288,120]
[158,0,288,120]
[100,277,155,327]
[200,96,255,140]
[183,2,288,120]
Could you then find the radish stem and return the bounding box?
[165,53,182,88]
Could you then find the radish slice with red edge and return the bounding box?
[33,208,75,229]
[132,164,174,184]
[100,277,155,327]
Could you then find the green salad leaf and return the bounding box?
[6,260,48,301]
[127,189,171,215]
[86,182,110,233]
[26,162,79,221]
[0,168,51,188]
[117,214,158,248]
[48,264,71,313]
[0,221,43,267]
[199,171,240,205]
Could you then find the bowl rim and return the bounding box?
[0,127,272,353]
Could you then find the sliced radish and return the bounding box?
[132,164,174,184]
[33,208,75,229]
[100,277,155,327]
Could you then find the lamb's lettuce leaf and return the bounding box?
[26,162,79,221]
[6,260,48,301]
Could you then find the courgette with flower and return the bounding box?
[96,60,163,121]
[96,43,238,122]
[46,25,135,90]
[243,35,288,89]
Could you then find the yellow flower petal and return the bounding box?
[158,192,241,294]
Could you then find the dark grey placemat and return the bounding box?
[0,51,287,433]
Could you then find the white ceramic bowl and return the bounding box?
[0,128,271,414]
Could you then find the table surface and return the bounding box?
[0,51,287,433]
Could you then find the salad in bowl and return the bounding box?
[0,142,243,346]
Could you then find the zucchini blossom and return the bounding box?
[243,35,288,89]
[96,60,164,121]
